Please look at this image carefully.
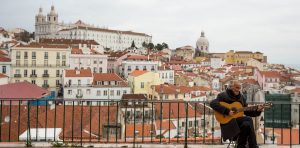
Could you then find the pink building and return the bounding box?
[254,69,281,90]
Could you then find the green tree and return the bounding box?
[142,41,148,48]
[131,40,136,48]
[162,42,169,49]
[155,43,163,51]
[148,43,154,50]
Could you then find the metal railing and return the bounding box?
[0,99,298,147]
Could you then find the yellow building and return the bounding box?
[225,50,264,65]
[128,70,163,95]
[11,43,71,91]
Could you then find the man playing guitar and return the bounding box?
[210,80,264,148]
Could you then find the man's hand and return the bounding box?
[229,110,235,116]
[257,105,264,112]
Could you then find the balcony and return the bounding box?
[30,74,37,78]
[14,74,21,78]
[42,84,49,88]
[42,74,49,77]
[0,100,297,147]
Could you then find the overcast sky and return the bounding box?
[1,0,300,66]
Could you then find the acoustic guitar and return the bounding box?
[214,101,272,124]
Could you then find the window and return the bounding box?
[99,68,102,73]
[56,70,60,77]
[2,66,6,74]
[62,61,66,66]
[31,80,36,84]
[94,60,97,64]
[93,67,97,73]
[56,52,60,59]
[32,52,36,59]
[24,52,28,59]
[32,69,36,75]
[16,51,20,59]
[24,70,27,77]
[16,69,20,74]
[16,60,20,66]
[104,90,108,96]
[189,121,193,127]
[56,80,60,86]
[44,80,48,85]
[141,82,144,88]
[44,70,48,74]
[54,60,60,67]
[44,60,48,66]
[165,94,169,100]
[86,89,91,95]
[32,60,36,66]
[97,90,101,96]
[117,90,121,96]
[24,60,28,66]
[44,52,48,59]
[62,53,66,59]
[182,122,185,127]
[110,90,114,96]
[68,90,72,95]
[78,80,81,85]
[135,66,139,70]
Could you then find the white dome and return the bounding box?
[196,31,209,48]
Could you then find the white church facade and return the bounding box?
[35,5,152,51]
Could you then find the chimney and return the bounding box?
[76,70,80,75]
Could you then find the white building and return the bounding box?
[107,51,129,73]
[70,45,108,73]
[35,5,152,51]
[119,55,159,78]
[157,66,175,84]
[63,70,131,105]
[195,31,209,57]
[0,73,9,85]
[0,53,11,78]
[210,57,224,69]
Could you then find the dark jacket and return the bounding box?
[210,89,261,117]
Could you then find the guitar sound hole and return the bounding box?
[231,107,237,112]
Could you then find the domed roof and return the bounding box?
[196,31,209,48]
[49,5,57,15]
[37,7,44,17]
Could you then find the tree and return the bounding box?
[162,42,169,49]
[142,41,148,48]
[131,40,136,48]
[148,43,154,50]
[155,43,163,51]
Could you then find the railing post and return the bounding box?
[184,102,188,148]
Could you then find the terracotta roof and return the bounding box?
[16,43,69,48]
[39,38,99,45]
[273,128,299,145]
[93,73,124,82]
[155,120,176,130]
[125,123,155,137]
[0,55,11,62]
[126,55,152,60]
[106,51,128,58]
[260,71,281,78]
[121,94,148,100]
[154,84,191,94]
[59,26,151,37]
[240,79,258,85]
[71,48,83,54]
[155,102,201,119]
[191,86,212,91]
[0,73,8,78]
[0,81,49,99]
[130,70,148,77]
[291,88,300,93]
[65,68,92,77]
[0,50,8,56]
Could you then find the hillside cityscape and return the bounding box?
[0,4,300,147]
